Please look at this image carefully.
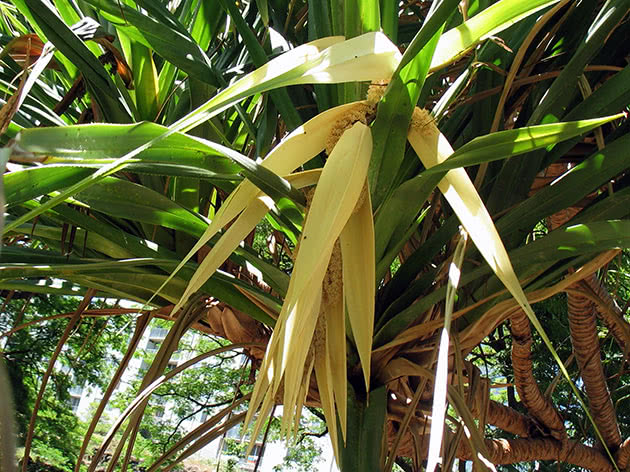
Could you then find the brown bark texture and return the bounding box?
[389,420,614,472]
[583,273,630,352]
[457,437,614,472]
[486,400,537,438]
[568,286,622,450]
[510,310,566,439]
[616,438,630,469]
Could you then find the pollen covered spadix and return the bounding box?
[245,122,373,460]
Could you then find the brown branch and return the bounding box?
[387,385,551,456]
[457,437,614,472]
[582,274,630,352]
[615,438,630,469]
[99,296,211,472]
[21,288,97,472]
[543,163,622,451]
[510,310,566,440]
[465,362,538,438]
[396,420,614,471]
[568,285,622,451]
[75,312,153,472]
[486,400,535,438]
[452,65,623,111]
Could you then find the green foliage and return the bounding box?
[264,410,325,471]
[252,219,294,272]
[272,436,323,472]
[1,294,132,469]
[110,335,246,462]
[224,457,239,472]
[2,0,630,471]
[222,438,246,458]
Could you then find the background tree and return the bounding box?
[0,294,323,471]
[0,293,132,469]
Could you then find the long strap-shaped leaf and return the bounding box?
[422,114,624,174]
[430,0,562,70]
[172,171,322,315]
[3,33,399,237]
[407,107,619,470]
[426,229,467,472]
[340,186,375,392]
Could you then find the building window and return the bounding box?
[69,396,81,412]
[226,425,241,439]
[149,327,168,339]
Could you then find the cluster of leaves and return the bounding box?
[3,0,630,471]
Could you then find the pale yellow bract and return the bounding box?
[245,121,374,461]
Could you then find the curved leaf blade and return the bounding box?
[423,113,624,174]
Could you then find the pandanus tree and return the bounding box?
[2,0,630,471]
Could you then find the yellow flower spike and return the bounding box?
[215,101,366,235]
[277,122,372,408]
[325,287,347,441]
[340,184,375,394]
[245,121,373,453]
[284,122,372,301]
